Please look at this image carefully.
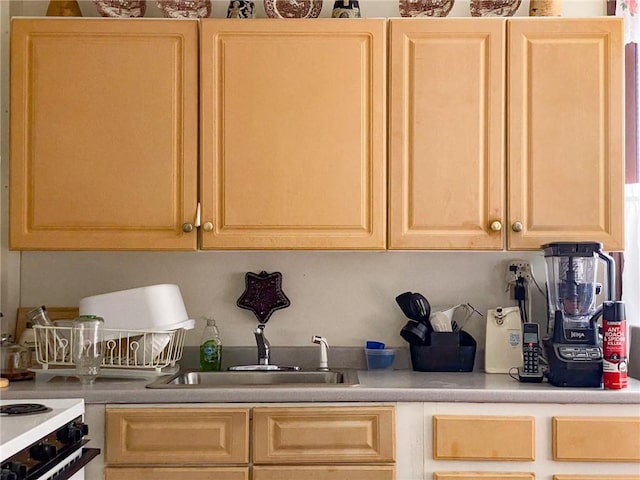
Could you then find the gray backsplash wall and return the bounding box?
[18,250,546,348]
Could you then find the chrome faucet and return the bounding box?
[227,324,299,371]
[312,335,330,371]
[254,324,270,365]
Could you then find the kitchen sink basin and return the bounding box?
[146,369,359,388]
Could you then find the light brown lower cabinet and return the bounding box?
[405,404,640,479]
[253,406,395,464]
[432,415,535,461]
[433,474,534,480]
[553,476,640,480]
[553,417,640,462]
[253,465,395,480]
[105,466,249,480]
[105,407,249,465]
[105,405,396,478]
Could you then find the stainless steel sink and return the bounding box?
[146,369,359,388]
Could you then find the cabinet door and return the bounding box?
[389,19,506,250]
[253,466,395,480]
[253,406,395,464]
[105,467,249,480]
[200,19,386,250]
[105,407,249,465]
[508,18,624,251]
[10,19,198,250]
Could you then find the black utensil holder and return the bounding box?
[410,331,476,372]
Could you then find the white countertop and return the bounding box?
[1,369,639,405]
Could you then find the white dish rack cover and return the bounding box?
[33,325,186,372]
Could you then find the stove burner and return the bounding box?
[0,403,52,416]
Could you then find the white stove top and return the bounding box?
[0,398,85,460]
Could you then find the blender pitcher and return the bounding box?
[544,241,615,341]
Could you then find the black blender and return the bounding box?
[542,242,615,387]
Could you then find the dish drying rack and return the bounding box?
[33,325,186,373]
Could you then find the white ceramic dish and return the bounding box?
[134,332,172,365]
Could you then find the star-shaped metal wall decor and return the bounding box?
[237,271,290,323]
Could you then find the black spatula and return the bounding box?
[395,292,417,320]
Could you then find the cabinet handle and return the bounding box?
[182,223,194,233]
[490,221,502,232]
[203,222,214,232]
[512,221,523,233]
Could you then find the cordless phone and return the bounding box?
[518,323,544,383]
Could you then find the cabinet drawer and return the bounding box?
[553,476,640,480]
[433,415,535,461]
[434,474,534,480]
[106,407,249,465]
[253,465,395,480]
[253,406,395,464]
[105,467,249,480]
[553,417,640,462]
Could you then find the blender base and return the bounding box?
[544,340,603,388]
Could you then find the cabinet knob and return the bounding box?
[512,222,523,233]
[203,222,214,232]
[182,223,194,233]
[489,221,502,232]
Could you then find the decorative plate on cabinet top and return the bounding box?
[94,0,147,17]
[332,0,361,17]
[470,0,521,16]
[264,0,324,18]
[157,0,212,18]
[399,0,454,17]
[227,0,257,18]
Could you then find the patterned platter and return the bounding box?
[157,0,212,18]
[399,0,454,17]
[227,0,257,18]
[94,0,147,17]
[470,0,522,16]
[264,0,324,18]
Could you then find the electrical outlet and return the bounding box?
[505,260,532,284]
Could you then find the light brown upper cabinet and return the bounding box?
[11,18,622,252]
[508,18,624,250]
[389,18,506,250]
[389,18,624,251]
[199,19,387,250]
[10,19,199,250]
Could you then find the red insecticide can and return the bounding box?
[602,301,627,390]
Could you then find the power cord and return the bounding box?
[515,276,528,323]
[529,269,546,297]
